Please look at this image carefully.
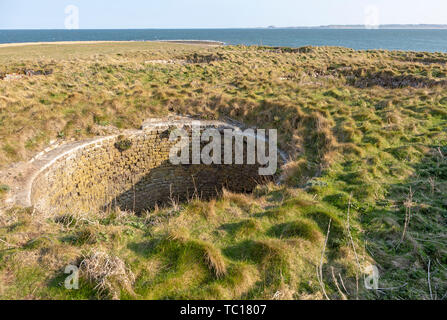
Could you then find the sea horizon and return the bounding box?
[2,28,447,52]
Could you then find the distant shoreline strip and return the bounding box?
[157,39,225,45]
[0,39,225,48]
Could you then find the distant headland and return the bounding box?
[267,24,447,29]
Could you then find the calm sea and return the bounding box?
[1,29,447,52]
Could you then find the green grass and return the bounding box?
[0,42,446,300]
[268,219,322,242]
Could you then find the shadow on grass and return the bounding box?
[127,238,162,258]
[46,271,98,300]
[356,144,447,299]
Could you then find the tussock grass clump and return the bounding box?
[389,145,423,162]
[233,219,261,237]
[79,251,136,299]
[163,227,190,244]
[221,219,261,238]
[224,239,291,286]
[191,240,227,278]
[340,143,366,158]
[251,240,291,286]
[202,263,258,299]
[186,199,216,219]
[323,192,354,210]
[260,192,317,220]
[281,159,317,186]
[282,195,318,208]
[269,219,322,243]
[301,205,346,247]
[261,206,300,220]
[302,112,339,166]
[159,230,227,278]
[222,189,257,213]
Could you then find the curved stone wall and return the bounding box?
[29,118,276,215]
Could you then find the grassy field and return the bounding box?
[0,42,446,300]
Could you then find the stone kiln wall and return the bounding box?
[31,123,268,215]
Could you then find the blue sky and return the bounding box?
[1,0,446,29]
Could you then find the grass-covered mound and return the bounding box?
[0,42,446,300]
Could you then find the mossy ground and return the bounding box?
[0,42,446,300]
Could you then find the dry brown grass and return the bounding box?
[199,241,227,278]
[79,251,136,299]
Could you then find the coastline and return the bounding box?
[1,30,447,52]
[0,39,224,48]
